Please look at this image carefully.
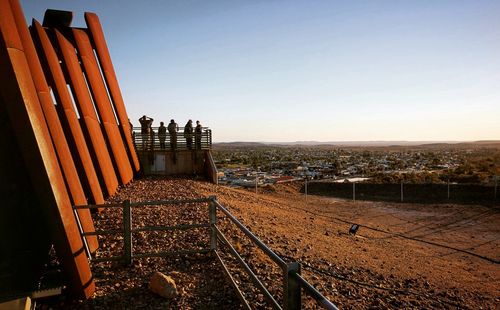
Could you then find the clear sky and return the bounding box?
[22,0,500,142]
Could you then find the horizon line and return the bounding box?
[213,139,500,144]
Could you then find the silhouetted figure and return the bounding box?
[184,119,193,150]
[167,119,179,150]
[139,115,153,150]
[158,121,167,149]
[195,120,202,150]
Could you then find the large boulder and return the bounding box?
[148,272,178,299]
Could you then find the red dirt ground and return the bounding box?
[39,177,499,309]
[195,180,499,309]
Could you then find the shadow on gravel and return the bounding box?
[36,254,241,309]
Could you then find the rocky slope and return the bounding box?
[39,176,499,309]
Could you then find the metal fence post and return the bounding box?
[305,177,308,202]
[495,176,498,200]
[400,181,404,202]
[255,175,258,194]
[353,182,356,202]
[209,196,217,251]
[123,200,133,265]
[284,262,301,310]
[73,207,92,261]
[447,178,450,200]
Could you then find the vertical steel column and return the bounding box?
[0,0,94,298]
[284,262,301,310]
[84,12,140,172]
[30,20,104,205]
[209,196,217,251]
[55,29,119,196]
[9,0,98,252]
[72,28,133,185]
[123,200,133,265]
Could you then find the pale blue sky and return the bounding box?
[22,0,500,142]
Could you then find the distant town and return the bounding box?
[212,142,500,187]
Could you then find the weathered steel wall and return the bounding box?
[85,12,141,173]
[73,28,133,185]
[9,0,98,253]
[0,89,52,301]
[0,0,94,299]
[0,0,141,300]
[55,29,120,196]
[31,20,105,205]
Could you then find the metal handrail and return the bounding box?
[132,126,212,151]
[291,272,339,310]
[73,197,211,210]
[72,197,338,309]
[211,197,337,310]
[215,226,282,309]
[73,198,213,265]
[214,199,287,270]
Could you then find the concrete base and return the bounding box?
[138,150,216,181]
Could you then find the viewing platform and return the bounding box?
[133,127,217,182]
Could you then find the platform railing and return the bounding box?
[132,126,211,151]
[73,196,337,309]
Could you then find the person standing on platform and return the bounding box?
[167,119,179,150]
[139,115,153,150]
[158,121,167,150]
[184,119,193,150]
[195,120,202,150]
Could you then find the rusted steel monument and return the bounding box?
[0,0,154,301]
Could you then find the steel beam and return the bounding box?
[55,29,119,197]
[73,28,133,185]
[84,12,140,173]
[30,20,105,205]
[0,0,94,298]
[9,0,98,252]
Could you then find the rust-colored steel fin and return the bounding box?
[31,19,105,205]
[9,1,98,252]
[85,12,140,172]
[0,0,94,299]
[55,29,119,196]
[73,28,133,184]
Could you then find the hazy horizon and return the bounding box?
[214,139,500,145]
[23,0,500,142]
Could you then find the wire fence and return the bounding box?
[304,181,499,205]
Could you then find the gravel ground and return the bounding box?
[36,176,499,309]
